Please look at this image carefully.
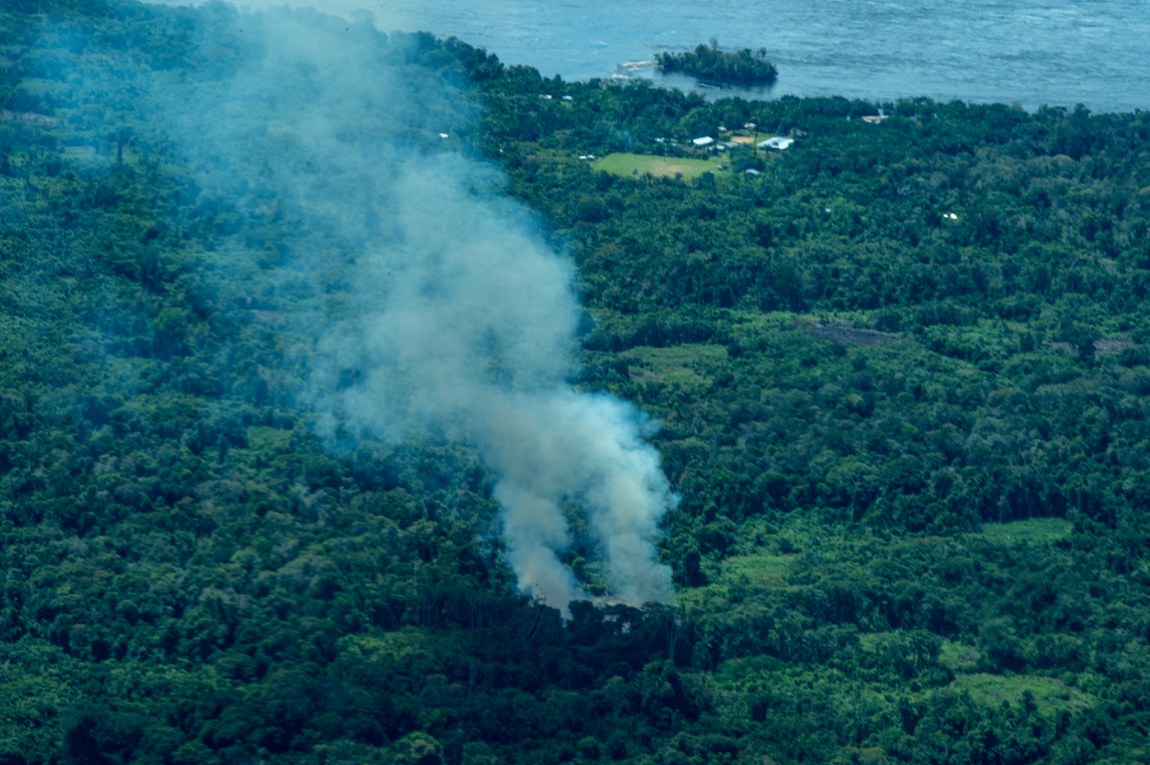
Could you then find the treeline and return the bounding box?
[2,1,1150,763]
[655,41,778,85]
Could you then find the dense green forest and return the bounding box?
[3,1,1150,763]
[655,42,778,86]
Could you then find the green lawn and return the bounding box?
[592,152,726,179]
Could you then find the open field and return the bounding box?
[592,152,726,179]
[950,673,1096,714]
[622,343,730,389]
[974,517,1074,546]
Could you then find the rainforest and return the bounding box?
[2,1,1150,764]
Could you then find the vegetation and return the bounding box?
[3,1,1150,763]
[592,152,726,179]
[655,41,778,85]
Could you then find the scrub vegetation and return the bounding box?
[3,1,1150,764]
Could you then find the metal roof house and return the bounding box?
[758,136,795,150]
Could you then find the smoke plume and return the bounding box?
[160,5,674,613]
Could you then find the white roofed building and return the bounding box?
[758,136,795,150]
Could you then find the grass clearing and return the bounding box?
[939,640,982,671]
[975,517,1073,546]
[593,152,726,180]
[947,673,1095,714]
[623,343,729,387]
[246,426,292,451]
[720,553,795,588]
[858,631,897,654]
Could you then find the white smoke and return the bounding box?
[157,4,675,613]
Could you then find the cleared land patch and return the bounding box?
[593,152,725,179]
[939,640,982,672]
[949,673,1095,714]
[622,343,729,387]
[975,517,1073,546]
[721,553,796,588]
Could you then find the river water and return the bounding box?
[149,0,1149,113]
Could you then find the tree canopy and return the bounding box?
[2,1,1150,763]
[656,41,778,85]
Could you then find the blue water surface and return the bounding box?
[371,0,1149,113]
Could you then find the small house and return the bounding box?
[758,136,794,150]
